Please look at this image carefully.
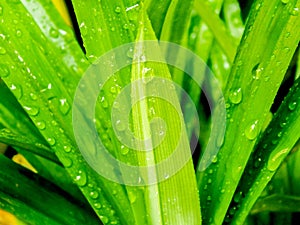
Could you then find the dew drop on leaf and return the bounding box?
[47,137,56,146]
[245,120,259,140]
[16,29,22,37]
[281,0,289,4]
[79,22,88,36]
[211,155,218,163]
[59,98,70,115]
[267,148,289,171]
[233,191,243,203]
[123,23,129,30]
[128,191,137,203]
[49,27,59,38]
[63,145,72,153]
[24,106,39,116]
[0,64,10,77]
[229,88,242,104]
[90,191,99,199]
[100,216,109,224]
[290,7,299,16]
[288,101,297,111]
[110,86,117,93]
[127,47,134,58]
[255,3,262,10]
[120,145,129,155]
[99,96,108,108]
[114,6,121,13]
[36,121,46,130]
[75,170,87,187]
[252,65,263,80]
[30,92,37,100]
[60,157,72,168]
[0,47,6,55]
[10,84,22,99]
[0,6,3,16]
[94,203,102,209]
[115,119,126,131]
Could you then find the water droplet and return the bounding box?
[288,101,297,111]
[61,157,72,168]
[115,119,126,131]
[90,191,99,199]
[115,6,121,13]
[100,216,109,224]
[110,27,116,32]
[110,86,117,93]
[229,88,242,104]
[59,99,70,115]
[285,32,290,38]
[47,137,56,146]
[255,3,262,10]
[123,23,129,30]
[252,66,264,80]
[30,93,37,100]
[290,7,299,16]
[234,191,243,203]
[267,148,289,171]
[208,169,213,174]
[0,6,3,16]
[245,120,259,140]
[281,0,289,4]
[120,145,129,155]
[49,27,59,38]
[207,196,212,201]
[94,203,101,209]
[63,145,72,153]
[10,84,22,99]
[24,106,39,116]
[126,4,139,20]
[207,178,212,184]
[99,96,108,108]
[0,64,10,77]
[127,47,134,58]
[36,121,46,130]
[283,47,290,54]
[75,170,87,187]
[280,121,287,128]
[0,47,6,55]
[79,22,88,36]
[128,191,136,203]
[211,155,218,163]
[16,29,22,37]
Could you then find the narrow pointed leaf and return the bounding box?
[196,0,300,224]
[131,9,201,225]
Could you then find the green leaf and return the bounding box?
[194,0,237,63]
[0,155,100,225]
[0,80,50,154]
[228,77,300,224]
[251,194,300,214]
[16,148,86,205]
[130,8,201,224]
[196,0,300,224]
[0,1,132,224]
